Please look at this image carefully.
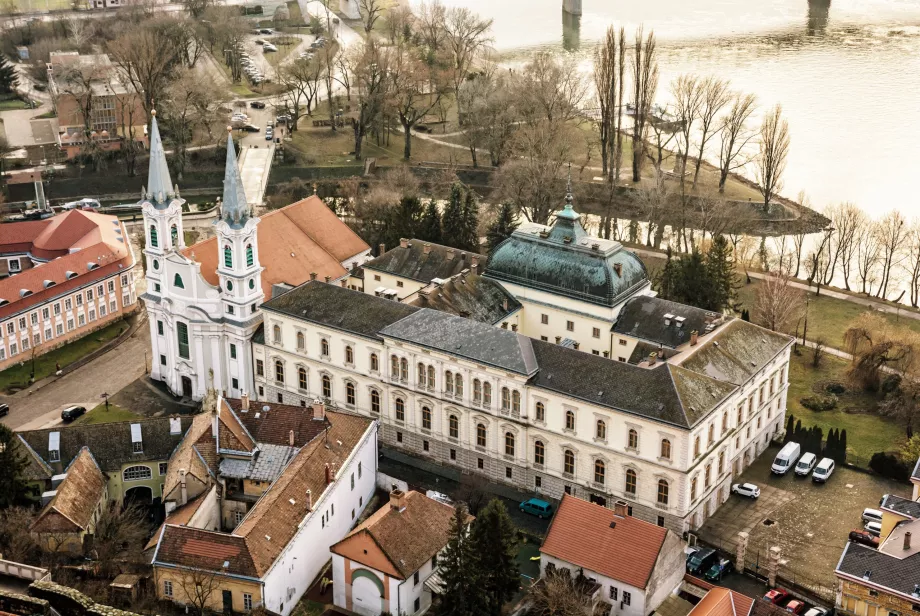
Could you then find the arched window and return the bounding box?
[123,465,152,481]
[708,423,715,445]
[227,280,233,291]
[690,476,698,501]
[273,324,281,344]
[322,374,332,398]
[345,345,354,364]
[501,387,510,410]
[371,389,381,414]
[170,224,178,247]
[694,436,701,458]
[149,225,158,248]
[275,360,284,383]
[594,460,605,484]
[737,405,743,425]
[628,429,638,449]
[565,410,575,430]
[534,441,545,465]
[298,367,307,390]
[625,469,637,495]
[564,450,575,475]
[483,382,492,406]
[321,339,329,357]
[224,245,233,269]
[722,412,728,434]
[400,358,408,381]
[391,355,399,378]
[370,353,379,372]
[505,432,515,456]
[173,273,184,289]
[661,439,672,460]
[705,463,712,488]
[246,244,254,267]
[449,415,459,439]
[476,423,487,447]
[512,390,521,414]
[657,480,669,505]
[346,381,356,405]
[445,371,454,394]
[296,331,305,350]
[418,363,427,388]
[249,279,255,290]
[455,374,463,397]
[422,407,432,430]
[395,398,405,421]
[473,379,482,403]
[535,402,545,422]
[427,365,435,389]
[596,420,607,440]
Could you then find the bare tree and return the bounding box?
[66,17,92,47]
[838,204,868,291]
[630,26,658,183]
[755,104,790,211]
[359,0,384,34]
[172,567,223,615]
[351,40,389,159]
[0,507,38,564]
[334,41,363,102]
[278,56,325,130]
[856,218,881,295]
[383,4,415,45]
[875,210,907,300]
[182,0,215,19]
[161,68,225,179]
[717,92,757,192]
[752,270,806,333]
[822,202,862,287]
[691,76,731,187]
[91,502,149,575]
[594,26,626,180]
[515,51,586,125]
[670,74,703,190]
[529,566,594,616]
[441,4,493,122]
[107,23,178,124]
[845,312,918,391]
[459,66,517,167]
[811,336,827,368]
[634,170,669,247]
[388,42,444,160]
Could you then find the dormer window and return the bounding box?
[20,289,32,298]
[49,431,60,462]
[131,423,143,453]
[65,271,78,280]
[87,262,99,271]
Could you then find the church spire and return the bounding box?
[221,127,250,228]
[147,110,174,206]
[557,163,579,221]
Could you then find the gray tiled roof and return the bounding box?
[218,444,299,482]
[380,309,539,376]
[365,240,486,283]
[529,340,736,427]
[881,493,920,519]
[409,273,521,325]
[677,320,792,385]
[614,296,723,349]
[261,281,420,340]
[836,541,920,599]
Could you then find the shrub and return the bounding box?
[800,394,838,412]
[869,452,910,481]
[825,382,846,394]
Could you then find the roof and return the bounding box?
[161,414,218,502]
[540,494,669,589]
[182,197,369,300]
[677,320,792,385]
[219,443,299,481]
[408,272,521,325]
[836,540,920,600]
[911,456,920,482]
[614,296,723,349]
[880,493,920,519]
[226,397,330,447]
[145,488,213,551]
[262,280,419,341]
[655,594,695,616]
[331,491,466,579]
[879,517,920,558]
[30,448,106,534]
[380,308,539,376]
[364,240,486,283]
[750,599,790,616]
[18,417,192,472]
[144,114,174,205]
[217,131,250,229]
[689,588,755,616]
[15,436,54,481]
[156,526,258,577]
[529,340,736,427]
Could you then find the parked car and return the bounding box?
[265,128,274,140]
[786,600,806,614]
[250,101,266,109]
[276,114,291,123]
[812,458,835,483]
[731,483,761,499]
[772,441,801,475]
[259,28,275,34]
[686,547,699,567]
[849,529,880,548]
[425,490,452,506]
[803,608,828,616]
[763,590,790,605]
[61,405,87,422]
[254,38,265,45]
[704,558,734,582]
[865,521,882,536]
[519,498,554,519]
[794,452,817,476]
[687,547,718,575]
[263,43,277,52]
[862,508,883,524]
[0,403,9,418]
[61,198,101,210]
[242,124,260,132]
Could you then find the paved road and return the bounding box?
[238,144,274,206]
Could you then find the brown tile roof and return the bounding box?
[225,398,328,447]
[145,488,212,551]
[689,588,755,616]
[331,491,465,579]
[162,414,215,501]
[540,494,668,589]
[216,399,256,453]
[155,526,258,578]
[183,196,368,299]
[15,435,54,481]
[30,447,106,534]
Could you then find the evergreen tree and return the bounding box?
[784,415,795,443]
[386,195,424,248]
[486,203,519,254]
[469,499,520,616]
[654,247,679,301]
[706,235,739,312]
[811,426,824,455]
[0,423,29,508]
[839,429,848,462]
[418,199,442,244]
[439,505,485,616]
[460,190,481,252]
[794,419,803,442]
[741,308,750,321]
[442,182,466,250]
[0,55,19,95]
[675,248,717,311]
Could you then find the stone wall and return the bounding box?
[28,581,142,616]
[0,589,50,616]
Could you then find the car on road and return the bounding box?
[764,589,790,605]
[803,608,828,616]
[61,405,87,422]
[0,403,9,418]
[865,521,882,536]
[260,28,275,34]
[849,529,880,548]
[862,508,883,524]
[687,547,718,576]
[704,558,734,582]
[265,128,274,140]
[276,114,291,123]
[731,483,761,499]
[812,458,835,483]
[250,101,266,109]
[519,498,553,519]
[785,600,805,614]
[794,452,817,476]
[61,198,101,210]
[241,124,260,132]
[263,43,277,52]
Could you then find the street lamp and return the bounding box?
[101,391,110,411]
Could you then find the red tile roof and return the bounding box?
[156,526,258,577]
[540,494,668,589]
[225,397,328,447]
[145,489,212,551]
[182,196,368,299]
[689,587,755,616]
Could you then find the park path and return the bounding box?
[239,143,274,206]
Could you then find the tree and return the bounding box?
[174,566,223,615]
[0,54,19,95]
[418,199,442,244]
[670,73,703,194]
[161,69,225,179]
[351,41,389,159]
[691,76,731,188]
[486,203,519,254]
[528,565,593,616]
[278,56,325,131]
[880,379,920,440]
[460,69,517,167]
[630,26,658,182]
[385,195,424,248]
[442,182,466,249]
[755,104,790,211]
[900,434,920,466]
[811,336,827,368]
[844,313,919,392]
[182,0,214,19]
[752,271,805,333]
[107,22,179,126]
[469,499,519,616]
[784,415,795,443]
[460,189,480,252]
[594,26,627,181]
[91,502,150,575]
[388,41,444,160]
[438,504,484,616]
[516,51,586,125]
[0,424,30,508]
[441,4,493,122]
[705,235,738,311]
[0,507,37,565]
[875,210,906,300]
[718,92,757,192]
[359,0,384,33]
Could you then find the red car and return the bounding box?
[786,600,806,614]
[849,529,880,548]
[764,590,789,605]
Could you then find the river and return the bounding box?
[411,0,920,219]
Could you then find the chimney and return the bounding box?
[378,243,386,256]
[460,252,466,260]
[179,468,188,506]
[310,272,317,281]
[289,429,295,447]
[511,324,518,332]
[613,263,622,277]
[351,261,358,271]
[502,298,509,311]
[648,352,657,366]
[471,256,479,269]
[446,249,454,260]
[241,392,250,411]
[400,238,409,248]
[690,330,699,346]
[614,501,628,517]
[305,489,312,511]
[324,275,331,283]
[573,342,580,350]
[423,243,431,254]
[905,531,912,551]
[324,463,333,485]
[312,399,325,421]
[389,487,407,512]
[555,336,562,344]
[340,279,347,288]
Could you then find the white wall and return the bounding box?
[541,554,646,616]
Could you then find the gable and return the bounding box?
[331,530,402,578]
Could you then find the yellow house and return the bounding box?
[879,493,920,539]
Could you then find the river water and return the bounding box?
[413,0,920,219]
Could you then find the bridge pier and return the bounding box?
[562,0,582,16]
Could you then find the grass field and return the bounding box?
[0,98,31,110]
[73,403,140,425]
[1,0,73,14]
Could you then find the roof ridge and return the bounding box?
[16,434,54,476]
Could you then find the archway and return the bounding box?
[351,569,384,616]
[124,485,153,506]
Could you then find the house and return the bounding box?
[911,456,920,501]
[835,517,920,616]
[539,495,686,616]
[150,396,377,616]
[683,584,754,616]
[878,492,920,539]
[330,489,467,616]
[29,448,108,553]
[141,119,371,401]
[0,209,138,372]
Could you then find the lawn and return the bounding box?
[73,403,140,425]
[0,97,32,110]
[785,351,906,467]
[0,319,129,393]
[1,0,72,13]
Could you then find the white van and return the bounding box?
[771,442,801,475]
[812,458,835,483]
[794,452,817,476]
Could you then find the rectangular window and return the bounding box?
[566,320,574,331]
[256,359,264,376]
[541,314,549,325]
[610,587,618,601]
[157,321,164,335]
[396,431,403,443]
[177,322,190,359]
[414,571,420,585]
[75,295,83,306]
[54,303,61,316]
[122,294,130,307]
[592,327,600,338]
[159,462,168,475]
[108,280,115,293]
[478,458,484,469]
[450,449,456,460]
[66,319,74,331]
[86,289,93,301]
[89,310,96,322]
[232,377,239,390]
[44,327,52,340]
[160,354,167,366]
[230,343,237,359]
[164,581,172,597]
[657,515,665,527]
[99,304,107,317]
[243,594,252,611]
[535,475,541,488]
[42,307,50,320]
[623,591,631,606]
[122,274,129,286]
[64,299,72,310]
[133,441,143,453]
[49,448,60,462]
[78,314,85,327]
[110,300,116,313]
[8,259,21,272]
[56,324,64,336]
[618,338,627,346]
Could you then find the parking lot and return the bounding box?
[698,444,909,588]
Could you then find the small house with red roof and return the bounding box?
[540,494,686,616]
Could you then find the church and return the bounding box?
[140,117,370,401]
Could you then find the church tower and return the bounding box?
[215,128,263,322]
